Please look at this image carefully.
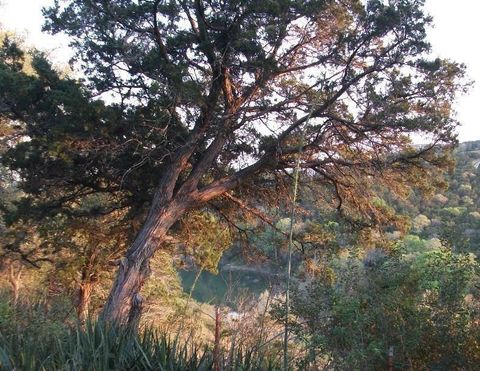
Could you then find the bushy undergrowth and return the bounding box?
[0,297,282,370]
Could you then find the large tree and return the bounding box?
[0,0,466,325]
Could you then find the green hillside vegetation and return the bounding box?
[403,142,480,255]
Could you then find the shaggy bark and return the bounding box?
[101,192,190,326]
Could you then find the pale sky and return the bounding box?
[0,0,479,142]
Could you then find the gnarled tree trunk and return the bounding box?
[101,140,265,327]
[100,51,253,328]
[101,196,189,327]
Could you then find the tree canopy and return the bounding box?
[0,0,467,325]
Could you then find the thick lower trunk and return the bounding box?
[77,281,94,324]
[101,253,152,327]
[101,199,187,327]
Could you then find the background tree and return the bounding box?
[39,209,131,323]
[0,0,467,325]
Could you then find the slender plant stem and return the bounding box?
[283,143,302,371]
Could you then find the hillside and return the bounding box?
[403,140,480,255]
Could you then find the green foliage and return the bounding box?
[0,36,183,222]
[180,211,232,273]
[290,244,480,369]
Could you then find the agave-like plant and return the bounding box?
[0,314,284,370]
